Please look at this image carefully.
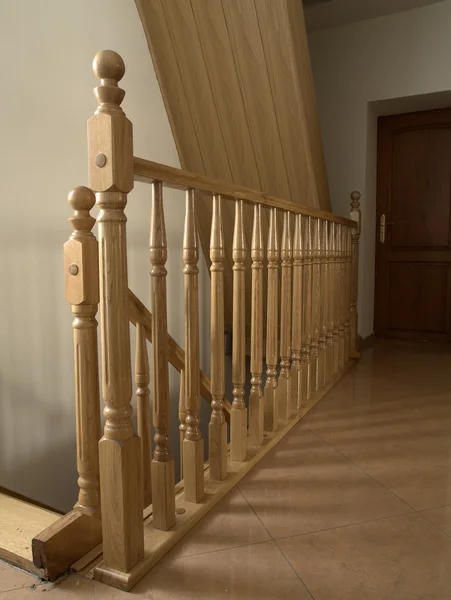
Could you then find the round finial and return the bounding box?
[68,186,95,211]
[92,50,125,82]
[350,191,361,202]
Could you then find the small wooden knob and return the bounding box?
[92,50,125,82]
[68,186,95,211]
[350,191,361,202]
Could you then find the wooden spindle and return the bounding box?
[301,216,312,402]
[331,222,340,374]
[89,51,144,574]
[326,221,334,381]
[344,227,352,362]
[264,208,279,431]
[349,191,361,356]
[179,369,186,480]
[231,199,248,462]
[337,224,345,370]
[278,212,292,420]
[135,323,152,509]
[290,214,303,410]
[318,220,328,388]
[64,186,101,518]
[310,218,321,393]
[149,181,175,531]
[209,194,227,479]
[183,189,204,502]
[249,204,264,446]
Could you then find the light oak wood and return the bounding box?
[88,50,144,576]
[178,369,186,480]
[344,227,352,362]
[231,199,248,462]
[349,191,361,355]
[291,214,303,409]
[149,181,176,531]
[331,222,340,374]
[134,157,357,228]
[0,493,59,576]
[135,323,152,509]
[337,224,346,370]
[301,216,312,402]
[32,510,102,581]
[209,195,228,480]
[64,186,101,518]
[264,208,279,431]
[92,361,357,591]
[326,221,334,380]
[310,218,321,393]
[249,204,265,446]
[278,212,293,420]
[183,189,204,503]
[128,290,231,418]
[318,219,328,388]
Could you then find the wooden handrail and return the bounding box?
[127,289,232,418]
[133,156,357,228]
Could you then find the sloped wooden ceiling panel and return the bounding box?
[135,0,331,328]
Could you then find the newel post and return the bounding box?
[349,191,361,356]
[64,186,101,518]
[88,50,144,574]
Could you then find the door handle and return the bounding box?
[380,214,394,243]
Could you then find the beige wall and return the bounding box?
[0,0,210,511]
[308,0,451,338]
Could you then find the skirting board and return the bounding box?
[91,360,356,591]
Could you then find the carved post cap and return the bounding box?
[350,191,361,209]
[68,186,96,233]
[92,50,125,83]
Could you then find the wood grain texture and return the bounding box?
[178,369,186,479]
[249,204,265,446]
[331,222,340,375]
[318,219,328,388]
[337,225,346,370]
[231,200,248,462]
[209,195,228,480]
[310,218,321,394]
[1,494,59,576]
[264,208,279,431]
[183,189,205,502]
[149,181,175,531]
[349,192,361,355]
[88,51,144,577]
[301,216,312,403]
[64,186,101,518]
[135,323,152,509]
[278,211,293,420]
[291,214,303,410]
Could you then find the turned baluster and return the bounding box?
[209,195,228,479]
[344,227,352,362]
[64,186,101,518]
[349,191,361,356]
[231,199,248,461]
[326,221,334,381]
[135,323,152,509]
[310,218,321,393]
[249,204,265,446]
[264,208,279,431]
[291,214,303,410]
[278,212,293,420]
[179,369,186,479]
[183,189,204,502]
[337,224,346,370]
[318,220,328,388]
[149,181,175,530]
[301,216,312,402]
[88,51,144,573]
[331,222,340,374]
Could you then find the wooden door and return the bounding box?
[375,108,451,341]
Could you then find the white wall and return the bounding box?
[308,0,451,337]
[0,0,210,511]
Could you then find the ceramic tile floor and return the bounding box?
[3,340,451,599]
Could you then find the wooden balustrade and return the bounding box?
[209,195,228,479]
[64,186,101,518]
[57,49,363,592]
[264,208,279,431]
[279,212,293,420]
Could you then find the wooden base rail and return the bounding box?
[42,50,362,591]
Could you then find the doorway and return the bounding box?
[375,108,451,341]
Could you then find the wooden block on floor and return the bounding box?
[230,407,248,462]
[183,438,204,503]
[264,384,278,432]
[151,459,176,532]
[209,420,228,481]
[248,389,264,446]
[32,510,102,581]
